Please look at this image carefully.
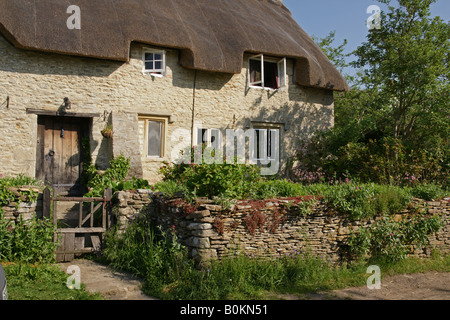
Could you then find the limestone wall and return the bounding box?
[113,191,450,264]
[0,195,43,223]
[0,35,334,183]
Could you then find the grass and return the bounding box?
[101,215,450,300]
[2,262,102,300]
[3,252,448,300]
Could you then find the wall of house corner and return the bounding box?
[0,35,334,184]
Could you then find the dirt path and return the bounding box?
[59,259,449,300]
[301,272,450,300]
[59,259,156,300]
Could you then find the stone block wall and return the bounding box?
[0,195,43,224]
[113,191,450,264]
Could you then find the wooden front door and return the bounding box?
[36,116,89,196]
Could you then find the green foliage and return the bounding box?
[250,179,303,199]
[0,174,41,207]
[0,214,57,263]
[323,182,412,220]
[353,0,449,141]
[409,183,447,201]
[313,31,353,82]
[84,155,150,197]
[154,180,185,198]
[102,217,193,297]
[298,0,449,188]
[249,179,328,200]
[347,213,443,262]
[158,147,262,200]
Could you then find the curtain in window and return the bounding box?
[148,121,162,157]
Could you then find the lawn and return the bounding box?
[2,262,101,300]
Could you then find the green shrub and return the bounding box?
[410,183,447,201]
[323,182,412,220]
[250,179,304,199]
[158,150,262,200]
[154,180,185,198]
[347,213,443,262]
[84,155,150,197]
[0,213,57,263]
[102,216,192,297]
[289,130,449,188]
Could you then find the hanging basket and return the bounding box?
[101,128,113,138]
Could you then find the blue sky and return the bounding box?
[283,0,450,76]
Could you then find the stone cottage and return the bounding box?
[0,0,348,195]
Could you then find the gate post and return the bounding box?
[43,187,51,219]
[103,187,113,229]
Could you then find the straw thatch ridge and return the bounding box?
[0,0,349,91]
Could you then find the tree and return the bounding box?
[299,1,449,186]
[352,0,449,142]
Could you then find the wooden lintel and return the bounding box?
[26,108,100,118]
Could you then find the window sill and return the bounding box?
[249,85,285,92]
[143,72,165,78]
[143,156,167,162]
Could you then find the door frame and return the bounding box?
[33,111,95,195]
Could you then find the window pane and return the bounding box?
[264,61,279,89]
[145,61,154,70]
[268,129,279,160]
[148,121,162,157]
[278,58,287,88]
[253,129,268,160]
[249,59,262,85]
[197,128,208,146]
[144,51,165,73]
[210,129,221,151]
[145,53,154,61]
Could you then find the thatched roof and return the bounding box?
[0,0,349,91]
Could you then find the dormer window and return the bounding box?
[143,49,166,76]
[249,54,287,90]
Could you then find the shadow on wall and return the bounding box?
[94,112,114,170]
[0,35,122,77]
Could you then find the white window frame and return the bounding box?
[249,54,287,90]
[142,48,166,77]
[139,116,167,159]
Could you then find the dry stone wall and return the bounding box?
[113,191,450,264]
[1,193,43,224]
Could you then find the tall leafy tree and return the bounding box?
[352,0,449,142]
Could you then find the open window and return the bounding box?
[142,49,166,76]
[249,54,286,90]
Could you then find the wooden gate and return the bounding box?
[43,187,113,262]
